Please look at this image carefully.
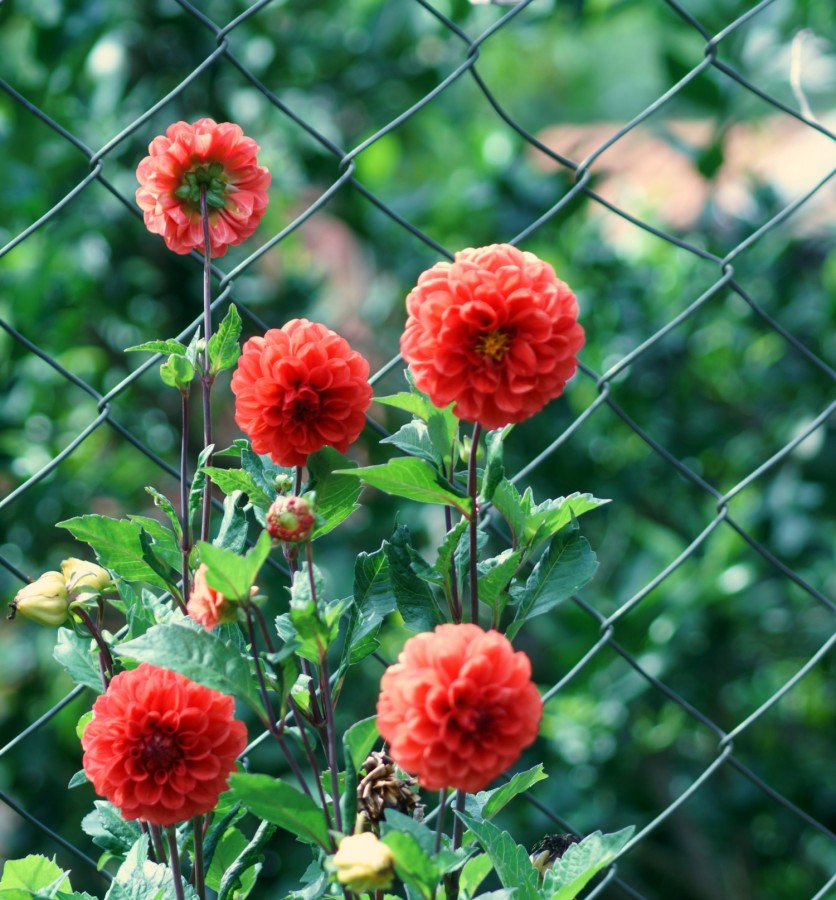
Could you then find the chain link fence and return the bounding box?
[1,0,834,897]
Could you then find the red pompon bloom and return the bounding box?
[400,244,585,430]
[187,564,238,630]
[376,624,542,793]
[231,318,373,468]
[82,664,247,826]
[136,118,270,257]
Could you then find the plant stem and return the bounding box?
[318,650,343,835]
[199,187,214,543]
[148,823,167,863]
[289,696,335,843]
[180,389,191,605]
[73,607,113,687]
[451,790,466,851]
[435,789,448,853]
[166,826,186,900]
[467,423,483,627]
[243,608,313,799]
[192,815,205,900]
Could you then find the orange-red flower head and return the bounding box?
[231,318,373,468]
[187,564,239,630]
[400,244,585,429]
[376,623,542,793]
[81,663,247,826]
[136,118,270,257]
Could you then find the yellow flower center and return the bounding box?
[474,329,511,362]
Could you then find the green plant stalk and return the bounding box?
[179,389,191,606]
[288,695,335,843]
[467,423,483,626]
[243,606,314,800]
[166,825,186,900]
[435,788,448,853]
[199,187,214,543]
[73,606,113,688]
[191,814,205,900]
[148,823,167,864]
[306,539,343,835]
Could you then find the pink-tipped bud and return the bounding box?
[8,572,69,627]
[266,495,315,543]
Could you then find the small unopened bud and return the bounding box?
[61,558,112,595]
[266,495,315,543]
[8,572,69,627]
[530,833,581,877]
[331,832,394,893]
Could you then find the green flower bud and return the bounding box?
[331,833,394,893]
[8,572,69,627]
[61,558,112,595]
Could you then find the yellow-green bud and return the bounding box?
[8,572,69,627]
[61,558,112,594]
[331,833,394,893]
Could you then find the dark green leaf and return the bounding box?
[476,549,522,609]
[81,801,142,857]
[381,832,439,899]
[466,765,548,822]
[200,467,273,509]
[480,429,508,503]
[160,353,195,391]
[543,827,634,900]
[130,515,182,570]
[54,628,105,693]
[344,547,396,665]
[380,420,439,465]
[229,774,331,849]
[115,622,262,713]
[491,479,528,547]
[336,458,471,516]
[426,403,459,466]
[374,392,431,419]
[57,516,170,589]
[506,523,598,641]
[144,487,183,543]
[197,531,271,600]
[125,340,187,356]
[208,304,242,375]
[456,814,539,900]
[240,447,292,498]
[384,526,443,632]
[307,447,363,538]
[523,492,610,548]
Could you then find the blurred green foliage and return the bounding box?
[0,1,833,898]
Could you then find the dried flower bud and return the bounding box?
[8,572,69,627]
[357,750,422,829]
[61,558,112,595]
[331,832,394,893]
[529,833,581,876]
[266,495,315,543]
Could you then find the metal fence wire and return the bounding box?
[0,0,834,898]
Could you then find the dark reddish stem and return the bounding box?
[467,423,483,626]
[199,187,214,543]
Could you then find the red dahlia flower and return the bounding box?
[82,663,247,826]
[376,623,542,793]
[400,243,585,429]
[136,118,270,257]
[231,318,373,468]
[187,564,238,630]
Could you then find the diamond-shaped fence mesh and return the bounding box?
[1,0,834,897]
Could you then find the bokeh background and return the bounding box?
[1,1,834,898]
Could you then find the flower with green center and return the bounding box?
[136,119,270,258]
